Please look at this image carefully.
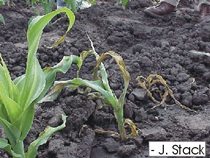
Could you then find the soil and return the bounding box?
[0,0,210,157]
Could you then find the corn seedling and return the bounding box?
[27,0,55,14]
[136,74,195,112]
[64,0,92,13]
[0,0,5,24]
[0,8,80,158]
[116,0,129,8]
[52,38,138,141]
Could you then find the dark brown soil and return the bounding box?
[0,0,210,157]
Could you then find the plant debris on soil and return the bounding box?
[0,0,210,157]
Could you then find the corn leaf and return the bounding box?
[18,8,75,110]
[94,51,130,110]
[13,105,35,141]
[25,115,67,158]
[37,55,82,103]
[13,8,75,141]
[0,55,19,102]
[0,14,5,25]
[122,0,129,8]
[87,36,113,94]
[0,117,21,146]
[0,0,4,5]
[0,139,21,158]
[55,78,117,106]
[0,82,21,123]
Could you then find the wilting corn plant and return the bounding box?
[137,74,195,112]
[52,38,138,141]
[0,0,5,24]
[0,8,81,158]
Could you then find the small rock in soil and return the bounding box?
[132,44,144,53]
[131,136,143,148]
[92,110,115,126]
[177,72,190,82]
[192,92,209,105]
[139,56,153,67]
[48,139,64,153]
[142,127,167,141]
[103,138,120,153]
[203,71,210,80]
[134,108,148,122]
[117,144,137,156]
[124,100,136,119]
[181,91,192,107]
[131,88,147,101]
[176,81,192,92]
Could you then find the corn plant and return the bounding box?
[27,0,55,14]
[52,38,138,141]
[64,0,93,13]
[116,0,129,8]
[0,0,5,24]
[137,74,195,112]
[0,8,80,158]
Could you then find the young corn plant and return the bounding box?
[63,0,93,13]
[0,8,80,158]
[27,0,55,14]
[53,38,138,141]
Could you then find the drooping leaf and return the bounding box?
[18,8,75,110]
[25,115,67,158]
[35,55,82,103]
[54,78,117,106]
[94,51,130,109]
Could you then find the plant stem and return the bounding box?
[13,141,25,158]
[114,107,126,141]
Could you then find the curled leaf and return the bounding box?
[137,74,196,112]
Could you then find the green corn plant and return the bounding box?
[52,38,138,141]
[0,0,5,25]
[116,0,128,8]
[41,0,55,14]
[27,0,55,14]
[65,0,93,13]
[65,0,77,13]
[0,8,80,158]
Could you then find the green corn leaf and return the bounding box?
[55,78,117,106]
[0,8,76,157]
[0,0,4,6]
[25,114,67,158]
[0,139,21,158]
[122,0,128,8]
[87,36,113,94]
[94,51,130,109]
[13,75,25,92]
[13,105,35,141]
[0,14,5,25]
[0,55,19,102]
[18,8,75,110]
[0,82,22,123]
[0,117,21,146]
[36,55,82,103]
